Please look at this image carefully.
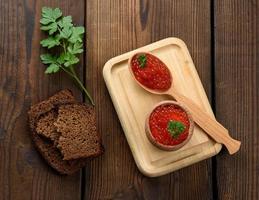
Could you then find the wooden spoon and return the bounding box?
[128,52,241,155]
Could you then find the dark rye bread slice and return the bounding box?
[36,110,60,144]
[55,104,103,160]
[28,89,76,122]
[32,132,89,174]
[28,89,88,174]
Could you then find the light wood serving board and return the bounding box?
[103,37,222,177]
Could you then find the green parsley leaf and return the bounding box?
[40,18,53,25]
[60,26,72,39]
[68,42,83,54]
[41,7,62,23]
[40,54,57,64]
[167,120,186,138]
[40,22,58,35]
[40,7,62,34]
[40,36,60,49]
[56,53,66,64]
[64,53,79,67]
[45,63,60,74]
[58,16,73,28]
[68,27,85,43]
[138,54,147,68]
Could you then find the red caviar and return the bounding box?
[149,104,190,146]
[130,53,172,91]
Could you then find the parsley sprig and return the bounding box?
[138,54,147,68]
[167,120,186,138]
[40,7,94,105]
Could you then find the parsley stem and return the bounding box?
[72,74,95,106]
[62,40,67,53]
[59,65,95,105]
[59,65,74,77]
[70,66,77,76]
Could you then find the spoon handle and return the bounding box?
[169,88,241,154]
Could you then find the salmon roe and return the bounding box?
[131,53,172,91]
[149,104,190,146]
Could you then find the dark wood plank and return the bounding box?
[0,0,85,199]
[214,0,259,199]
[85,1,213,199]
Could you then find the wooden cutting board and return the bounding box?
[103,37,221,177]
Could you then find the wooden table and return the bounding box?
[0,0,258,199]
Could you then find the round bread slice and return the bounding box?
[28,89,89,174]
[55,104,103,160]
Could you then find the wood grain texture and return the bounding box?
[85,0,213,199]
[214,0,259,199]
[0,0,85,199]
